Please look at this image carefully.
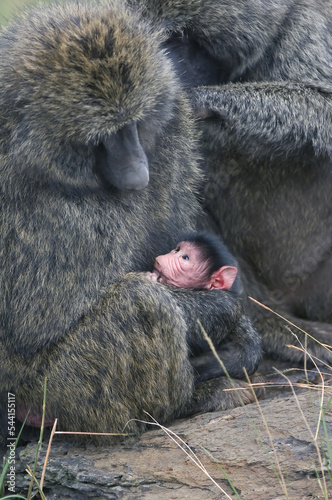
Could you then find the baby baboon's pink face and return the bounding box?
[148,241,238,290]
[152,241,210,288]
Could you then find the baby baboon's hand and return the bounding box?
[145,271,158,282]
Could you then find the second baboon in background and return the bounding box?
[137,0,332,365]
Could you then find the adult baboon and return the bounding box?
[0,0,261,438]
[137,0,332,364]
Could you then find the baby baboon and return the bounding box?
[137,0,332,365]
[0,1,261,439]
[145,231,260,383]
[146,231,239,291]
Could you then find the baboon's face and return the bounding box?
[152,240,238,290]
[152,242,210,288]
[2,2,182,189]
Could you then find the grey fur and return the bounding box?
[0,0,261,439]
[137,0,332,365]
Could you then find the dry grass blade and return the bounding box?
[243,368,290,499]
[27,378,48,499]
[197,319,292,494]
[276,367,329,498]
[40,418,58,491]
[125,413,234,499]
[54,431,128,436]
[25,466,47,500]
[249,297,332,356]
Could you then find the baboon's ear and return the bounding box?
[206,266,238,290]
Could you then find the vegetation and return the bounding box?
[0,0,53,25]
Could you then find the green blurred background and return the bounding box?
[0,0,55,26]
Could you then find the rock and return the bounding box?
[6,381,332,500]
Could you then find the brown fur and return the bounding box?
[0,0,261,442]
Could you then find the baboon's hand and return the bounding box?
[145,271,158,282]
